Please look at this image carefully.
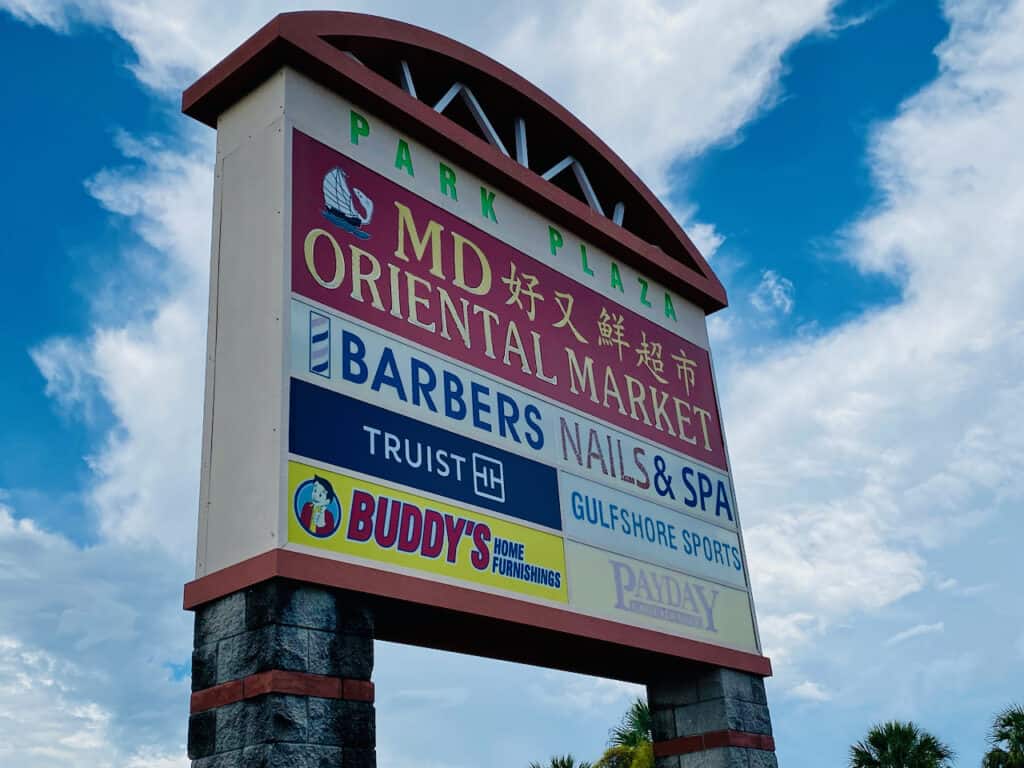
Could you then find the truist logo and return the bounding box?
[610,559,720,632]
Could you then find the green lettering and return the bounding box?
[350,110,370,145]
[440,163,458,200]
[549,226,564,256]
[395,139,414,176]
[610,262,624,292]
[580,244,594,276]
[664,293,677,321]
[638,277,652,307]
[480,187,497,222]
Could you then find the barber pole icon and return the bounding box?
[309,311,331,377]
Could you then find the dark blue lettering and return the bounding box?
[523,404,544,450]
[471,382,492,431]
[370,347,407,401]
[681,466,697,508]
[698,473,713,511]
[410,357,438,411]
[443,371,466,420]
[716,481,734,521]
[341,330,368,383]
[496,392,521,443]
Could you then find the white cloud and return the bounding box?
[788,680,832,702]
[30,338,99,419]
[389,687,471,708]
[0,505,190,767]
[0,0,844,218]
[529,671,643,716]
[750,269,796,315]
[728,0,1024,677]
[494,0,839,191]
[885,622,945,646]
[935,577,993,597]
[30,140,211,562]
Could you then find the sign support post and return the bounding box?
[649,667,776,767]
[181,12,778,767]
[188,581,376,766]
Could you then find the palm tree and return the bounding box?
[528,755,592,768]
[849,721,954,768]
[983,704,1024,768]
[595,699,653,768]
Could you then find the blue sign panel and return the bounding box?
[289,378,562,531]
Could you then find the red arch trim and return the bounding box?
[182,12,728,313]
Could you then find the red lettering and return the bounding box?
[375,496,400,548]
[421,509,444,558]
[397,503,423,553]
[444,514,467,563]
[471,523,492,570]
[633,447,651,490]
[347,490,375,541]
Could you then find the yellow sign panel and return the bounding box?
[564,541,758,653]
[287,461,568,603]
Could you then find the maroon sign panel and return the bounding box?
[291,131,727,470]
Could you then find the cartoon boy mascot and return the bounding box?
[300,475,338,536]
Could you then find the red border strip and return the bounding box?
[653,730,775,757]
[183,549,772,677]
[190,670,374,713]
[179,12,728,313]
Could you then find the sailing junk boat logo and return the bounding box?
[321,166,374,239]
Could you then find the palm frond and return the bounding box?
[608,699,652,748]
[849,721,954,768]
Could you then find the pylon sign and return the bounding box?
[183,12,770,678]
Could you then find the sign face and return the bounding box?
[282,120,761,656]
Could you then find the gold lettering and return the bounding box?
[674,399,698,446]
[394,202,445,279]
[304,228,344,289]
[531,331,557,385]
[648,385,675,435]
[602,367,626,415]
[438,287,471,348]
[473,305,499,360]
[565,348,598,402]
[405,272,435,332]
[387,264,403,318]
[693,406,714,451]
[503,321,531,374]
[348,246,384,310]
[625,375,652,426]
[451,232,492,296]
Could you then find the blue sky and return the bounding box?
[0,1,1021,767]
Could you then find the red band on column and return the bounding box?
[190,670,374,713]
[653,730,775,756]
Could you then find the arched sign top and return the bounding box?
[183,11,728,313]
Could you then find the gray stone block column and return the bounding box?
[187,579,376,767]
[649,667,777,768]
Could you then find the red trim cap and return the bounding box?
[181,12,728,313]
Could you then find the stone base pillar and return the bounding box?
[187,579,376,767]
[649,667,776,768]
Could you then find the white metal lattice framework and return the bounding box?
[352,54,628,228]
